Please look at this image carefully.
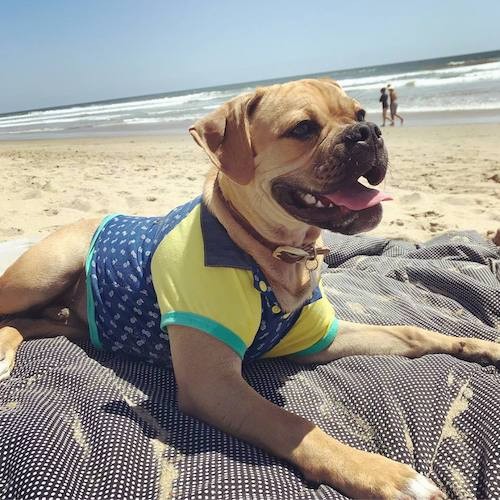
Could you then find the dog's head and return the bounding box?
[190,78,390,235]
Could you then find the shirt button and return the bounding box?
[272,305,281,314]
[259,280,268,292]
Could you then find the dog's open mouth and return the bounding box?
[294,182,391,211]
[272,179,393,233]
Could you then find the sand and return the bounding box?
[0,123,499,243]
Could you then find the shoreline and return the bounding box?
[0,123,499,244]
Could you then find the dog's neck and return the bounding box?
[204,169,324,312]
[214,180,329,265]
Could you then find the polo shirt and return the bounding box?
[85,196,338,364]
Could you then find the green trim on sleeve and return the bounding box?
[291,317,339,357]
[161,311,247,359]
[85,214,119,350]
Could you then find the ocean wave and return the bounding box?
[0,89,238,127]
[340,61,500,90]
[0,113,126,129]
[344,67,500,91]
[122,115,200,125]
[145,103,219,117]
[4,127,66,135]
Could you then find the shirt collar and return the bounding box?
[200,201,254,270]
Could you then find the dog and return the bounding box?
[1,78,499,499]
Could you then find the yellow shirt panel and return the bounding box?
[151,205,261,358]
[262,283,337,359]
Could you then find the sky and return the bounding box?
[1,0,500,114]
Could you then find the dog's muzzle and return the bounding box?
[314,121,386,186]
[271,121,391,234]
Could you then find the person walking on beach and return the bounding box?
[387,85,404,125]
[379,87,393,126]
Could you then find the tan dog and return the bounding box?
[1,79,499,499]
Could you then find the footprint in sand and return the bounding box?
[429,221,447,233]
[22,190,42,200]
[43,208,60,216]
[390,219,405,226]
[410,210,443,219]
[62,199,92,212]
[400,192,422,204]
[126,196,141,208]
[442,197,469,206]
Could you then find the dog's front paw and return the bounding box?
[0,351,15,381]
[0,326,23,381]
[400,473,446,500]
[358,458,444,500]
[307,449,445,499]
[455,338,500,369]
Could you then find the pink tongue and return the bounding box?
[323,182,393,211]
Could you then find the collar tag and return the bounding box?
[272,246,310,262]
[273,245,330,264]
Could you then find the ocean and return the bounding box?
[1,49,499,140]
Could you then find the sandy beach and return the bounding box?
[0,123,499,244]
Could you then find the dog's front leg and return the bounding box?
[294,320,500,367]
[168,325,444,499]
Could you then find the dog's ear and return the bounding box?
[189,90,263,185]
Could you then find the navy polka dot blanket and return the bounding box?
[1,230,499,499]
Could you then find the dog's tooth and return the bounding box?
[315,200,325,208]
[303,193,317,205]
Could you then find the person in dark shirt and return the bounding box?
[379,87,393,127]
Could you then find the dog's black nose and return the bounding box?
[344,122,382,144]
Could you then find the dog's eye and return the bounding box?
[286,120,320,140]
[356,109,366,122]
